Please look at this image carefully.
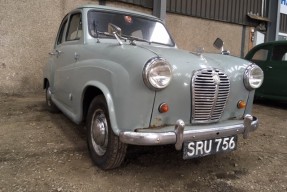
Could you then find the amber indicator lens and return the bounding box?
[237,100,246,109]
[159,103,169,113]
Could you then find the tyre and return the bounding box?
[86,95,127,170]
[45,83,59,113]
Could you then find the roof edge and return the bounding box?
[76,4,160,21]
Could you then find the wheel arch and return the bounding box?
[43,78,49,89]
[81,81,119,134]
[82,86,103,122]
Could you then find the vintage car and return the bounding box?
[43,5,264,169]
[245,41,287,101]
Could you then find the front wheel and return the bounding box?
[86,95,127,170]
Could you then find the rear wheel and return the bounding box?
[45,83,59,113]
[86,95,127,170]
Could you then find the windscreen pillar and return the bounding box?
[153,0,166,22]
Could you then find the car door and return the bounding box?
[53,11,83,109]
[265,44,287,97]
[48,15,68,95]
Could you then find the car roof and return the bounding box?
[245,40,287,59]
[253,40,287,48]
[76,4,161,21]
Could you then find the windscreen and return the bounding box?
[88,10,174,46]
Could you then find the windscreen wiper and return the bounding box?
[122,35,151,45]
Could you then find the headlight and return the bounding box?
[243,64,264,90]
[143,57,172,90]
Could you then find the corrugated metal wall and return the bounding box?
[115,0,153,8]
[114,0,269,26]
[280,13,287,33]
[166,0,268,26]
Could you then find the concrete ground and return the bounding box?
[0,94,286,192]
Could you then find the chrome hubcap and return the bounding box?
[90,109,108,156]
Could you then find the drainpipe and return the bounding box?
[266,0,280,41]
[152,0,166,22]
[240,26,247,58]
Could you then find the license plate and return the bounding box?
[183,135,237,159]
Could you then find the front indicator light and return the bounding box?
[159,103,169,113]
[237,100,246,109]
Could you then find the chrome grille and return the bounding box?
[192,68,230,123]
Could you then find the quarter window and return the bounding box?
[271,45,287,61]
[57,19,67,45]
[251,48,269,61]
[66,13,82,41]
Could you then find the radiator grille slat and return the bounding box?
[192,69,230,123]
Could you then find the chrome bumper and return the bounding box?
[119,114,258,150]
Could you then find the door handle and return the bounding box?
[56,50,62,54]
[74,52,80,61]
[49,50,62,56]
[266,66,272,69]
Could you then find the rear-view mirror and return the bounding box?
[108,23,122,36]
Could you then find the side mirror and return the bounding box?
[213,38,224,50]
[108,23,122,36]
[213,38,230,55]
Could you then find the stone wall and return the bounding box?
[0,0,250,94]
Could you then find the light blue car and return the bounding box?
[43,5,264,169]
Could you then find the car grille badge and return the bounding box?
[212,72,221,85]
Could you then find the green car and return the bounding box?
[245,41,287,101]
[43,5,264,169]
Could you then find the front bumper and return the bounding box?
[119,114,258,150]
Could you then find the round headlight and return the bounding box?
[243,64,264,90]
[143,57,172,90]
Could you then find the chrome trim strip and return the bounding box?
[119,115,258,150]
[210,72,219,118]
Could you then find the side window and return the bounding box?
[66,13,82,41]
[57,19,68,45]
[251,48,269,61]
[271,45,287,61]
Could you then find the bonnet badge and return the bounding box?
[212,73,221,85]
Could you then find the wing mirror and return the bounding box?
[213,38,223,50]
[213,38,230,55]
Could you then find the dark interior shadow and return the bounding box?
[254,98,287,109]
